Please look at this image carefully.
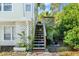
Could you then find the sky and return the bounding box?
[38,3,51,14]
[45,3,51,11]
[38,3,67,14]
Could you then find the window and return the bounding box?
[0,3,1,11]
[3,3,12,11]
[4,27,11,40]
[26,4,31,11]
[4,26,15,40]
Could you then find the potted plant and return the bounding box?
[13,31,27,52]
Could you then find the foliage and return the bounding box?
[56,4,79,32]
[38,11,54,41]
[58,47,70,52]
[50,3,60,15]
[35,3,45,21]
[64,27,79,49]
[27,35,33,50]
[38,3,60,45]
[54,4,79,50]
[17,31,27,47]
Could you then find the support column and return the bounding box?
[26,21,29,50]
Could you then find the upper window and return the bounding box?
[0,3,1,11]
[25,4,31,11]
[3,3,12,11]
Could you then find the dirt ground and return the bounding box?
[0,52,59,56]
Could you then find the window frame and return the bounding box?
[0,3,2,11]
[4,26,15,40]
[3,3,12,11]
[25,4,31,12]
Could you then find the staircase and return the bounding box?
[33,22,46,51]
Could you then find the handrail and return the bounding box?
[43,20,46,37]
[42,20,46,49]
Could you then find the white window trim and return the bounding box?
[1,3,13,12]
[3,26,14,41]
[24,4,31,12]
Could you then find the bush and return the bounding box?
[55,4,79,50]
[18,42,27,47]
[55,4,79,39]
[64,27,79,50]
[58,47,70,52]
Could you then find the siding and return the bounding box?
[0,3,34,21]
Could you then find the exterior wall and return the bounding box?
[0,3,35,46]
[0,21,30,46]
[0,3,35,21]
[0,22,16,46]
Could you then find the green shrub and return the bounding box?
[64,27,79,50]
[58,47,70,52]
[18,42,27,47]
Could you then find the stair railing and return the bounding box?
[42,20,46,49]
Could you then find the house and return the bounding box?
[0,3,35,51]
[0,3,46,51]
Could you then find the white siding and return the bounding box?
[0,3,34,21]
[0,26,4,41]
[0,3,34,46]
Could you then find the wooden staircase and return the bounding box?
[33,22,46,51]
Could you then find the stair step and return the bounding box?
[34,45,44,47]
[34,39,44,41]
[35,37,44,39]
[34,42,44,44]
[35,33,43,35]
[35,34,43,35]
[34,40,44,43]
[35,32,43,33]
[33,42,44,44]
[33,47,45,49]
[36,24,43,26]
[35,36,44,37]
[33,44,44,46]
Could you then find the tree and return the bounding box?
[55,4,79,49]
[38,3,60,44]
[34,3,45,21]
[50,3,60,15]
